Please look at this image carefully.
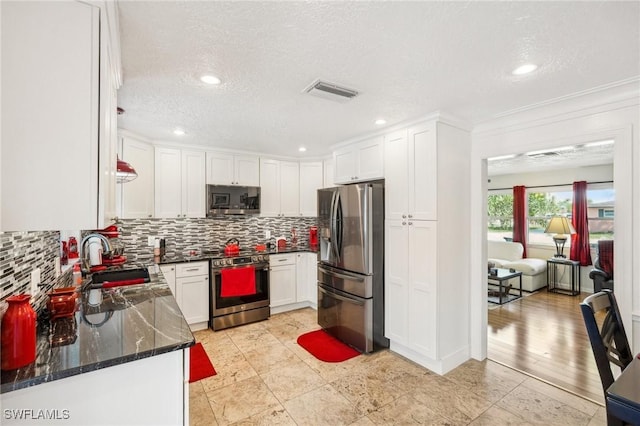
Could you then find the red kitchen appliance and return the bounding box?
[309,226,318,247]
[224,238,240,256]
[1,294,37,370]
[47,287,78,320]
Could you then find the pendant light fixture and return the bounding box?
[116,156,138,183]
[115,106,138,183]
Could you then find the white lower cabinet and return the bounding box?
[385,219,437,359]
[161,261,209,331]
[269,254,297,308]
[296,252,318,307]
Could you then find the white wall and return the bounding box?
[469,79,640,360]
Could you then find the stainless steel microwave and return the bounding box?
[206,185,260,216]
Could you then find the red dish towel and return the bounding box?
[220,266,256,297]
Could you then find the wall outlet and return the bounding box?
[54,258,61,278]
[148,236,156,247]
[30,268,41,295]
[265,230,271,239]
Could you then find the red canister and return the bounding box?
[1,294,37,370]
[309,226,318,247]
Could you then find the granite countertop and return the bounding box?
[155,245,318,265]
[0,272,194,394]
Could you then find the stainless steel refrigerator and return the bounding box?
[317,182,389,353]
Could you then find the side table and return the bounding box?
[547,257,581,296]
[488,268,523,304]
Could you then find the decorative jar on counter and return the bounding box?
[1,294,37,370]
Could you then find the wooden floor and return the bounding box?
[488,290,605,405]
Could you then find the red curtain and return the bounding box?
[512,185,527,258]
[570,181,592,265]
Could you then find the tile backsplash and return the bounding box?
[0,231,70,313]
[0,216,317,312]
[117,216,318,263]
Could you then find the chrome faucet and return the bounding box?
[79,233,112,272]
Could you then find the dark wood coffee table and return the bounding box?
[488,268,523,305]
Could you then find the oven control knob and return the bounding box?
[258,255,263,261]
[251,256,257,262]
[227,259,233,266]
[213,260,220,267]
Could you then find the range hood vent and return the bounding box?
[304,79,359,102]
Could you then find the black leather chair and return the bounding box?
[590,240,614,292]
[580,290,633,426]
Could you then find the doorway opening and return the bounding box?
[485,140,614,404]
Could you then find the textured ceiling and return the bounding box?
[116,1,640,158]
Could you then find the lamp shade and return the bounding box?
[116,157,138,183]
[544,216,576,235]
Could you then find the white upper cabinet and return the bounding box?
[259,159,300,217]
[206,152,259,186]
[299,162,323,216]
[1,1,120,231]
[118,134,154,219]
[323,158,335,188]
[384,121,437,221]
[182,150,207,217]
[155,147,205,218]
[333,136,384,184]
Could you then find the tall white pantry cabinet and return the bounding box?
[1,1,121,231]
[384,119,471,374]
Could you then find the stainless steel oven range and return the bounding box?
[210,253,270,330]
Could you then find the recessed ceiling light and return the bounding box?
[584,139,614,147]
[200,75,221,85]
[375,119,387,125]
[512,63,538,75]
[298,147,307,152]
[173,128,186,136]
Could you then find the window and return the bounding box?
[487,192,513,241]
[487,184,614,245]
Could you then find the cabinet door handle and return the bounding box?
[185,268,200,272]
[278,259,288,262]
[402,222,406,225]
[402,214,407,218]
[408,222,413,225]
[408,214,413,218]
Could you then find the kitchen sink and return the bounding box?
[86,267,151,289]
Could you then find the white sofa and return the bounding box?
[488,240,547,292]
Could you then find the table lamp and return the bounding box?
[544,216,576,258]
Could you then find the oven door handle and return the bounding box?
[318,285,365,306]
[318,266,365,282]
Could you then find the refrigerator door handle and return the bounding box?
[318,266,365,282]
[335,192,343,259]
[318,285,365,306]
[330,191,341,261]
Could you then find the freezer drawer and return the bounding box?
[318,264,372,299]
[317,284,373,353]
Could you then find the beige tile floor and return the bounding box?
[191,308,607,425]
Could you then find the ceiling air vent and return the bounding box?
[304,79,359,103]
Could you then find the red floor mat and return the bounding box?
[189,342,217,383]
[297,329,360,363]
